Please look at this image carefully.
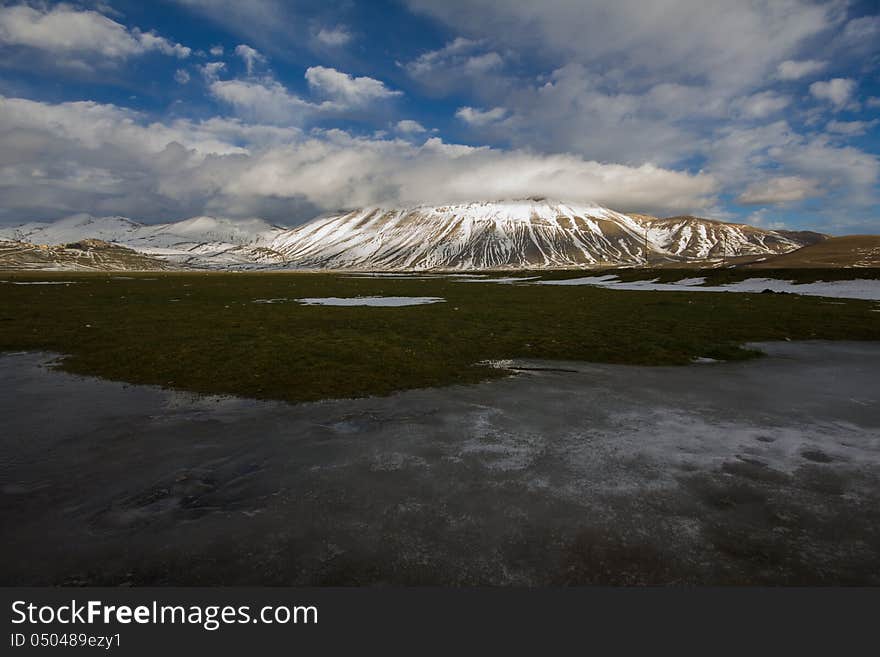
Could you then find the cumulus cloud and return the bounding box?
[839,15,880,50]
[0,3,191,66]
[0,94,718,224]
[404,0,839,92]
[826,120,878,136]
[707,119,878,215]
[174,68,191,84]
[209,78,317,124]
[234,44,266,75]
[776,59,827,80]
[396,120,427,134]
[736,176,822,205]
[399,0,862,178]
[455,106,507,126]
[404,38,504,94]
[314,25,352,47]
[304,66,402,107]
[209,65,402,126]
[200,61,227,81]
[736,91,791,119]
[209,44,224,56]
[809,78,857,108]
[772,136,879,194]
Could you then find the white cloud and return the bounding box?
[840,15,880,47]
[865,97,880,108]
[809,78,857,108]
[0,4,191,65]
[404,38,504,94]
[209,79,317,124]
[210,66,402,125]
[314,25,352,47]
[455,106,507,126]
[826,120,878,136]
[209,44,224,56]
[707,120,878,215]
[776,59,827,80]
[736,91,791,119]
[772,136,879,193]
[234,44,266,75]
[736,176,822,205]
[304,66,402,108]
[200,61,226,81]
[396,120,427,134]
[404,0,839,92]
[174,69,190,84]
[0,94,718,223]
[137,31,191,58]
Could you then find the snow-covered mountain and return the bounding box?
[268,201,824,270]
[0,200,826,271]
[0,214,287,268]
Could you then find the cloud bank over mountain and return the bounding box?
[0,1,877,233]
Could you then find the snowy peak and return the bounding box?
[142,216,281,246]
[5,215,143,245]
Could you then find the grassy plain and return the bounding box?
[1,269,878,403]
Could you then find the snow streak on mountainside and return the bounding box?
[0,200,826,271]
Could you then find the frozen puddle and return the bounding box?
[537,275,880,300]
[296,296,445,307]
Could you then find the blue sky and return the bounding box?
[0,0,878,233]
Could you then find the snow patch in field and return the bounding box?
[0,280,78,285]
[456,276,540,284]
[296,296,445,307]
[539,274,618,286]
[537,275,880,300]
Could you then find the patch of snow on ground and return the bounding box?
[537,275,880,300]
[296,296,445,307]
[0,281,78,285]
[456,276,540,284]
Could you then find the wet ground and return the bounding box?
[1,342,879,585]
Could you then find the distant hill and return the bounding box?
[0,239,172,271]
[744,235,880,269]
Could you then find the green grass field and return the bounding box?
[2,270,879,403]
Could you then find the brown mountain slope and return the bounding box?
[744,235,880,268]
[0,239,173,271]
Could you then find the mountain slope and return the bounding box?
[0,239,172,271]
[633,215,827,260]
[744,235,880,268]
